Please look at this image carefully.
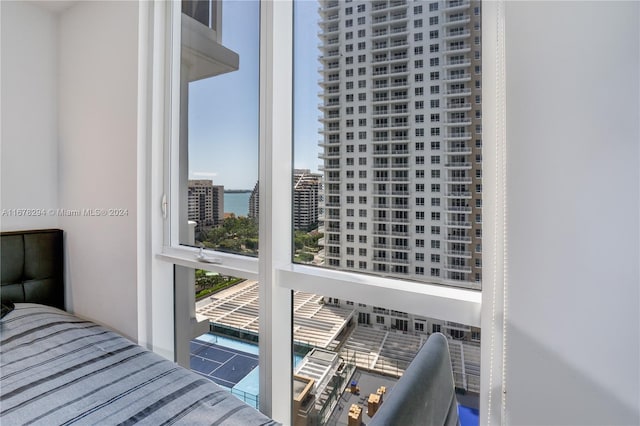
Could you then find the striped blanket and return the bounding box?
[0,304,279,425]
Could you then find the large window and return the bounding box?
[293,0,483,291]
[179,0,260,257]
[164,1,484,423]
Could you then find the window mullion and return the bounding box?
[258,1,294,423]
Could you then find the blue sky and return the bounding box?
[188,0,320,190]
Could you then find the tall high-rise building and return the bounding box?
[318,0,482,289]
[248,181,260,220]
[188,179,224,227]
[293,169,322,231]
[249,172,322,231]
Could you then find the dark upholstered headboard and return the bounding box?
[1,229,64,310]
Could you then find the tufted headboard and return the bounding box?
[0,229,64,310]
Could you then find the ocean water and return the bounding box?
[224,192,251,217]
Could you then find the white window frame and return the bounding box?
[150,1,508,424]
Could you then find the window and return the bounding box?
[429,16,438,25]
[260,2,488,420]
[429,2,438,11]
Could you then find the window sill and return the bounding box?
[277,263,481,327]
[157,246,258,280]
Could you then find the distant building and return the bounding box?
[247,172,321,230]
[248,181,259,220]
[188,180,224,227]
[293,169,322,231]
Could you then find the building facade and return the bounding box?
[188,179,224,227]
[293,169,322,231]
[318,0,482,289]
[248,181,259,220]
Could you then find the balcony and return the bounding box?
[372,29,389,38]
[318,151,340,159]
[442,118,472,127]
[444,59,472,68]
[390,203,410,209]
[389,13,408,22]
[443,14,471,26]
[323,1,340,10]
[372,42,389,51]
[390,216,410,223]
[389,0,408,8]
[444,146,472,154]
[444,191,472,198]
[444,88,472,97]
[444,73,472,82]
[444,263,472,273]
[445,249,472,258]
[444,161,472,169]
[445,0,471,11]
[445,234,472,243]
[444,132,472,141]
[445,175,472,184]
[446,102,472,111]
[373,15,388,25]
[444,29,471,40]
[446,205,472,213]
[390,79,409,88]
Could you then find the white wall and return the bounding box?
[483,2,639,425]
[0,1,59,231]
[58,1,139,340]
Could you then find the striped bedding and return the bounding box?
[0,304,279,425]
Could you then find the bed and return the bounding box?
[1,229,278,425]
